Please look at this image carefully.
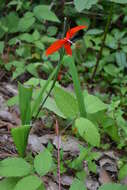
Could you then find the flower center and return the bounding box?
[64,38,73,44]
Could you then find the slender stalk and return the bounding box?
[68,57,86,117]
[91,4,113,82]
[55,119,61,190]
[32,18,67,122]
[33,57,62,121]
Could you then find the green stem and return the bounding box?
[32,18,67,122]
[68,57,86,118]
[91,4,113,82]
[33,51,64,122]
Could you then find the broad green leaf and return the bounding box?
[14,175,44,190]
[18,14,35,32]
[104,64,119,77]
[75,118,100,147]
[109,0,127,4]
[69,178,86,190]
[53,86,79,118]
[26,63,40,78]
[0,41,4,54]
[34,5,60,23]
[34,148,53,176]
[0,157,32,177]
[86,29,103,35]
[74,0,98,12]
[99,183,127,190]
[0,178,18,190]
[19,33,34,43]
[5,12,19,33]
[118,164,127,180]
[115,51,127,68]
[11,125,31,157]
[84,92,108,114]
[12,67,25,80]
[47,26,58,36]
[18,83,33,125]
[44,97,66,118]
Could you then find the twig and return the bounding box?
[91,4,113,82]
[55,119,61,190]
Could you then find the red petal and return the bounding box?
[64,42,72,56]
[46,39,66,56]
[66,25,87,39]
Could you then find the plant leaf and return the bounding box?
[18,82,33,125]
[75,118,100,147]
[53,86,79,118]
[33,5,60,23]
[84,91,108,114]
[34,148,53,176]
[11,125,31,157]
[0,157,32,177]
[99,183,127,190]
[14,175,44,190]
[74,0,98,12]
[118,164,127,180]
[109,0,127,4]
[0,178,18,190]
[69,178,86,190]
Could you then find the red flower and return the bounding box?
[46,25,87,56]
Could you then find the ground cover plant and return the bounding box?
[0,0,127,190]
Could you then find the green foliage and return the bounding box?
[84,91,108,114]
[109,0,127,4]
[118,164,127,180]
[14,175,44,190]
[74,0,98,12]
[18,83,33,125]
[53,86,79,118]
[69,178,86,190]
[0,157,32,177]
[75,118,100,147]
[11,125,31,157]
[99,183,127,190]
[0,178,19,190]
[34,149,53,176]
[33,5,60,23]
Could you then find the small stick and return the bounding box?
[55,119,61,190]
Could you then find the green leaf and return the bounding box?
[0,178,18,190]
[47,26,58,36]
[69,178,86,190]
[14,175,44,190]
[118,164,127,180]
[86,29,103,35]
[18,14,35,32]
[34,148,53,176]
[5,12,19,33]
[84,91,108,114]
[104,64,119,77]
[53,86,79,118]
[44,97,66,118]
[34,5,60,23]
[74,0,98,12]
[11,125,31,157]
[75,118,100,147]
[0,157,32,177]
[109,0,127,4]
[0,41,4,54]
[18,83,33,125]
[99,183,127,190]
[115,51,127,68]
